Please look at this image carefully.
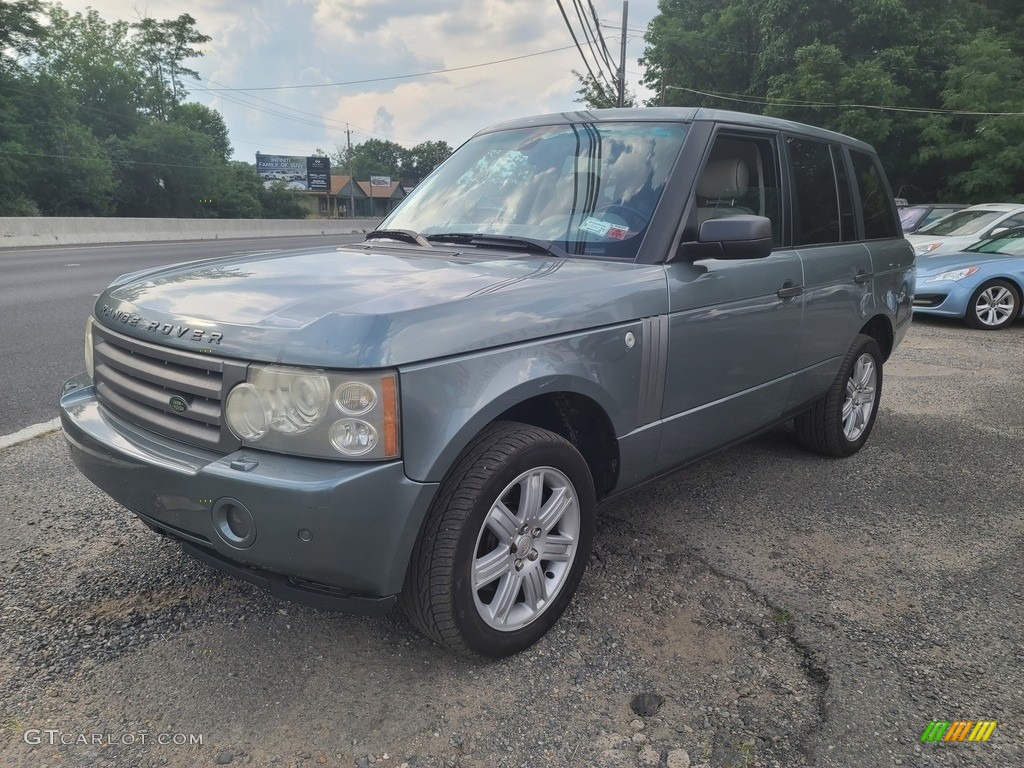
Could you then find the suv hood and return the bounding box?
[95,244,666,367]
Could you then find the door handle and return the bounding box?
[777,284,804,299]
[854,271,873,284]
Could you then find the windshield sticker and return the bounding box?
[579,217,612,236]
[607,225,629,240]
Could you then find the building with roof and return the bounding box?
[302,175,407,219]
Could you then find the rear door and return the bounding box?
[782,136,874,411]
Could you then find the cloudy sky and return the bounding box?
[60,0,660,162]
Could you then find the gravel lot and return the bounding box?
[1,317,1021,768]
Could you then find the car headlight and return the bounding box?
[924,266,980,282]
[914,242,942,256]
[224,364,400,460]
[84,317,95,379]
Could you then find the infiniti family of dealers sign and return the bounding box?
[255,153,331,191]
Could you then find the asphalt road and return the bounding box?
[1,316,1021,768]
[0,234,366,436]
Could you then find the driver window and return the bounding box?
[687,135,783,245]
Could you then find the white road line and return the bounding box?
[0,418,62,450]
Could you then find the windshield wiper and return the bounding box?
[425,233,570,258]
[364,229,432,247]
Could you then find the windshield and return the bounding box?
[380,121,689,260]
[898,206,927,232]
[966,228,1024,256]
[918,209,1006,236]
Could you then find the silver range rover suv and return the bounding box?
[60,108,914,657]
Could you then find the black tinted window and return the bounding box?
[787,138,841,245]
[850,151,899,239]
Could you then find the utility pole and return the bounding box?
[617,1,629,108]
[346,124,355,218]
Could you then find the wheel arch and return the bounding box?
[858,314,895,361]
[403,374,622,496]
[974,275,1024,307]
[495,391,620,497]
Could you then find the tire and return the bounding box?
[400,421,596,658]
[795,334,883,457]
[965,279,1020,330]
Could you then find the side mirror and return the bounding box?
[989,226,1008,237]
[679,215,774,261]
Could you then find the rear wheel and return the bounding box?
[795,334,883,457]
[400,422,596,657]
[965,279,1020,330]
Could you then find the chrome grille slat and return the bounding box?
[96,381,224,450]
[95,341,220,399]
[92,323,243,453]
[96,363,221,425]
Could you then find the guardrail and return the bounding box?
[0,217,383,249]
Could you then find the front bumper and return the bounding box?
[60,373,438,613]
[911,279,970,318]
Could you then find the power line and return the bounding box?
[572,0,616,78]
[197,45,578,92]
[190,75,418,145]
[586,0,617,72]
[555,0,615,95]
[668,84,1024,117]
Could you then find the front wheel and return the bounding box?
[400,422,596,657]
[795,334,883,457]
[965,279,1020,330]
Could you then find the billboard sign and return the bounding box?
[307,156,330,191]
[369,175,392,187]
[256,153,331,191]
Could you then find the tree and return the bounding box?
[573,71,635,110]
[404,140,454,184]
[258,183,308,219]
[30,7,144,140]
[639,0,1024,202]
[0,0,43,74]
[131,14,211,119]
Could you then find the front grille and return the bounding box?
[92,323,246,452]
[913,293,946,308]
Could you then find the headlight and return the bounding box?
[924,266,980,282]
[914,242,942,256]
[224,364,399,460]
[84,317,95,379]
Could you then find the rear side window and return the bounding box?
[850,151,900,239]
[787,137,849,246]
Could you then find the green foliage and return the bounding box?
[131,14,211,119]
[0,0,43,74]
[331,139,454,185]
[258,183,309,219]
[640,0,1024,202]
[573,70,632,110]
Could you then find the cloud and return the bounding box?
[373,106,396,137]
[57,0,660,160]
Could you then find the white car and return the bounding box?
[906,203,1024,257]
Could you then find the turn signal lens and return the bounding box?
[381,375,399,458]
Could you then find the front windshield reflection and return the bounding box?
[968,229,1024,256]
[381,122,688,260]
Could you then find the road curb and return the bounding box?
[0,418,61,450]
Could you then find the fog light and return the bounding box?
[212,498,257,548]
